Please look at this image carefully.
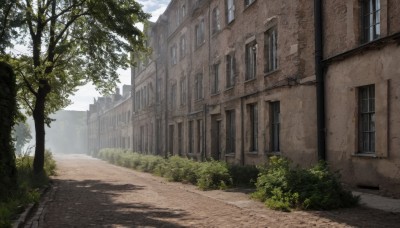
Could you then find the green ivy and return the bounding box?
[0,62,18,201]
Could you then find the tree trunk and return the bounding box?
[33,80,50,174]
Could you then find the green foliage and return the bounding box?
[97,149,232,190]
[252,156,359,211]
[0,150,56,227]
[1,0,150,174]
[197,161,232,190]
[0,61,18,202]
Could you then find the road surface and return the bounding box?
[35,154,400,227]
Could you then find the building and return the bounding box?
[322,0,400,195]
[87,86,132,154]
[87,0,400,197]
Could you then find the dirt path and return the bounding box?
[39,154,399,227]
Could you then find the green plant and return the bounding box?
[0,149,56,226]
[196,161,232,190]
[252,156,359,211]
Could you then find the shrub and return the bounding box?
[196,161,232,190]
[0,150,56,227]
[162,156,200,184]
[252,156,359,211]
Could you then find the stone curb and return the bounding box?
[12,186,51,228]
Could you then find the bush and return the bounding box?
[252,156,359,211]
[0,150,56,227]
[162,156,200,184]
[197,161,232,190]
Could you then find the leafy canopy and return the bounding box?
[1,0,150,116]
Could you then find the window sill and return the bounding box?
[195,42,206,51]
[266,151,281,156]
[246,151,258,155]
[244,1,257,12]
[224,86,235,92]
[352,153,379,158]
[194,98,204,103]
[264,69,280,77]
[225,153,235,157]
[210,92,220,97]
[244,77,256,84]
[211,30,221,38]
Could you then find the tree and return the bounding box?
[1,0,150,174]
[13,122,32,155]
[0,62,18,200]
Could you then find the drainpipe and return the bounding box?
[314,0,326,161]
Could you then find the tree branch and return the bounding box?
[43,0,85,24]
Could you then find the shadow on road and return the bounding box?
[44,179,190,227]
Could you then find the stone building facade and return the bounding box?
[87,0,400,196]
[322,0,400,195]
[87,86,132,154]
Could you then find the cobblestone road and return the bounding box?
[37,154,400,227]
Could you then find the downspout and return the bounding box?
[314,0,326,161]
[165,48,169,159]
[155,58,159,155]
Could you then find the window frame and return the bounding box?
[226,0,235,24]
[270,101,280,152]
[358,84,375,154]
[245,41,257,81]
[249,103,258,152]
[211,63,220,94]
[195,73,203,100]
[226,53,236,88]
[264,26,278,73]
[362,0,381,43]
[195,18,205,48]
[212,7,221,35]
[226,110,236,154]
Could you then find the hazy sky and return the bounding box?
[64,0,170,111]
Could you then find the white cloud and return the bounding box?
[65,0,170,111]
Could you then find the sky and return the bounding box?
[64,0,170,111]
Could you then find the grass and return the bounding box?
[0,150,56,227]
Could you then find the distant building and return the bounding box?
[46,110,87,154]
[87,0,400,197]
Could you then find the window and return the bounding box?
[189,121,194,153]
[181,4,186,19]
[226,0,235,24]
[270,101,280,152]
[362,0,380,43]
[195,19,205,47]
[195,73,203,100]
[212,7,221,34]
[171,45,177,65]
[245,41,257,80]
[226,53,236,88]
[197,119,203,154]
[249,103,258,151]
[178,123,183,155]
[180,77,186,105]
[171,83,177,108]
[156,78,162,102]
[358,85,375,153]
[264,27,278,73]
[226,110,236,154]
[212,63,220,94]
[180,35,186,59]
[244,0,255,7]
